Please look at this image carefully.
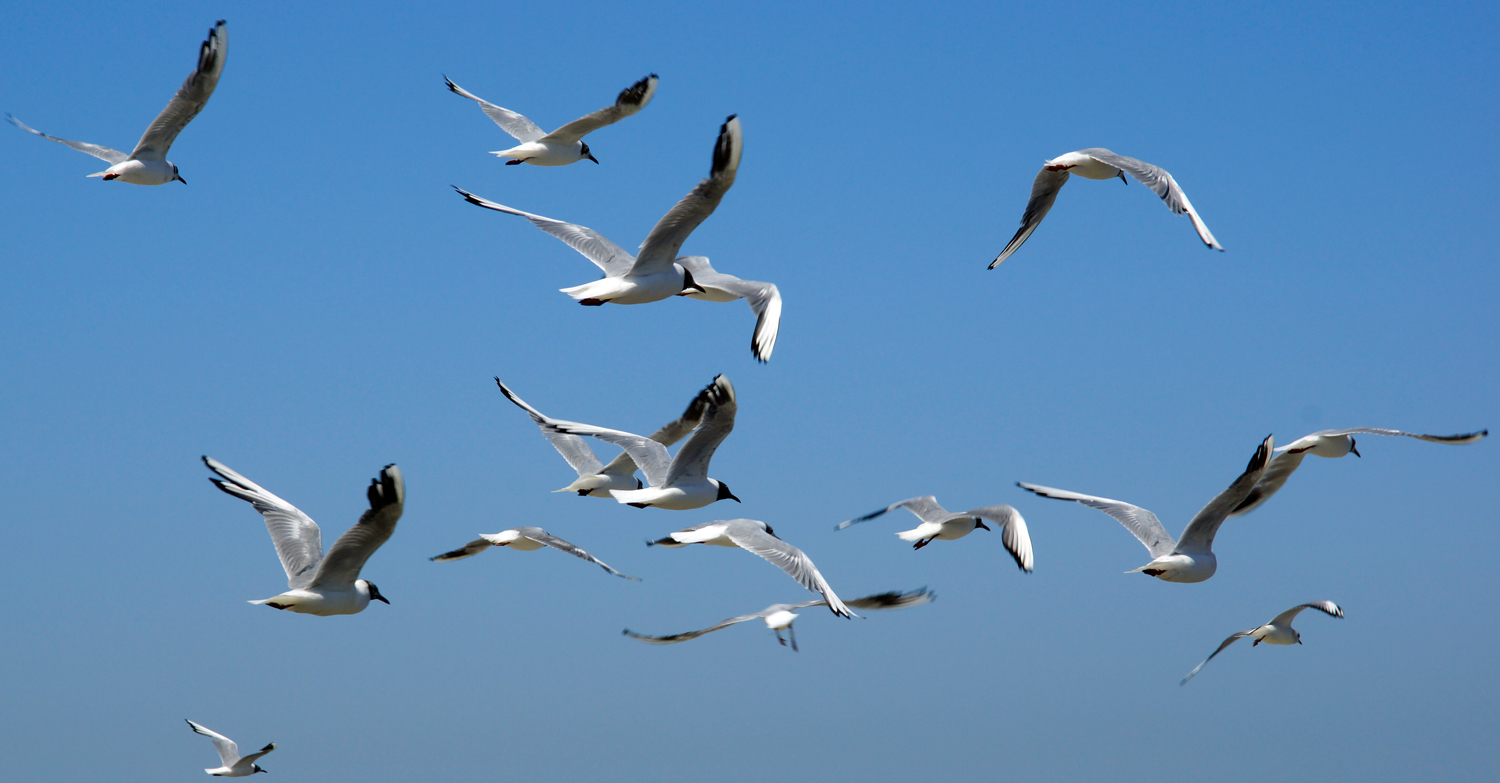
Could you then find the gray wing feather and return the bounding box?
[663,376,735,487]
[517,527,640,580]
[541,419,673,487]
[622,589,930,644]
[494,378,605,477]
[1314,427,1488,444]
[1269,601,1343,627]
[633,115,741,276]
[1017,481,1175,558]
[130,21,226,160]
[677,257,782,362]
[1228,450,1307,518]
[598,382,712,476]
[203,456,324,589]
[970,505,1034,573]
[837,495,947,529]
[455,187,636,277]
[8,113,129,164]
[1080,148,1223,251]
[990,167,1069,268]
[306,465,404,591]
[239,744,276,766]
[429,538,495,562]
[623,606,787,644]
[540,74,657,145]
[723,521,852,618]
[444,77,546,143]
[1174,435,1273,554]
[1180,631,1252,685]
[186,720,240,765]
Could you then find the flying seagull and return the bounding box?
[455,115,783,361]
[648,518,852,617]
[1017,435,1272,583]
[1231,427,1487,517]
[624,588,935,650]
[431,526,640,581]
[185,719,273,777]
[445,73,656,166]
[989,148,1222,267]
[203,457,403,615]
[9,21,226,184]
[494,376,709,497]
[837,496,1033,571]
[1180,601,1344,685]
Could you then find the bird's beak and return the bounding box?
[1350,442,1361,458]
[728,492,741,503]
[374,594,389,604]
[1117,171,1126,184]
[587,153,599,164]
[176,175,187,184]
[976,520,991,531]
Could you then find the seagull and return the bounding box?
[494,377,709,497]
[537,375,740,510]
[647,518,852,617]
[455,115,783,362]
[624,588,935,650]
[1180,601,1344,685]
[431,527,640,581]
[8,21,225,185]
[1231,427,1488,517]
[988,148,1223,268]
[837,496,1033,571]
[1017,435,1273,583]
[185,719,273,777]
[203,457,403,615]
[445,73,656,166]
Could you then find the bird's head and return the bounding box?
[172,163,186,184]
[717,481,740,503]
[364,581,390,605]
[581,142,598,164]
[253,764,267,774]
[1349,438,1361,458]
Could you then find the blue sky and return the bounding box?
[2,1,1496,780]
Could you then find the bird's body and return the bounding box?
[445,74,656,166]
[838,496,1033,571]
[185,720,273,776]
[431,526,639,580]
[1180,601,1344,684]
[648,518,852,617]
[203,457,403,616]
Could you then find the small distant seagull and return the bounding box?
[9,21,226,185]
[538,375,740,510]
[445,73,656,166]
[494,377,709,498]
[431,526,640,581]
[203,457,403,615]
[989,148,1223,267]
[624,588,935,651]
[1180,601,1344,685]
[185,719,273,777]
[1231,427,1488,517]
[648,518,852,617]
[1017,435,1272,583]
[838,496,1033,570]
[455,116,783,361]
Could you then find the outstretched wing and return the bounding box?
[664,375,736,486]
[1269,600,1344,628]
[597,381,712,477]
[623,606,789,644]
[1174,435,1273,554]
[7,113,128,164]
[970,505,1034,573]
[1179,631,1252,685]
[633,115,742,276]
[185,719,240,766]
[429,538,495,562]
[723,520,852,618]
[1017,481,1175,558]
[1080,148,1223,251]
[455,187,636,277]
[678,257,781,362]
[1312,427,1488,445]
[517,527,640,580]
[444,77,546,143]
[1228,450,1307,518]
[494,378,604,477]
[130,20,226,160]
[203,456,324,589]
[990,167,1070,268]
[540,418,674,488]
[305,465,404,591]
[837,496,947,529]
[540,74,658,145]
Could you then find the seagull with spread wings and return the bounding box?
[1180,601,1344,685]
[431,527,640,581]
[624,588,935,651]
[837,496,1033,571]
[185,719,273,777]
[648,518,852,618]
[445,73,656,166]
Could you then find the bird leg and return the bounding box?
[627,502,649,509]
[504,158,531,166]
[102,172,120,180]
[912,538,935,550]
[578,299,606,306]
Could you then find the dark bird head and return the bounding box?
[366,582,390,605]
[253,764,267,774]
[581,142,598,164]
[1116,170,1126,184]
[974,518,992,531]
[1350,438,1361,458]
[173,164,186,184]
[717,482,740,503]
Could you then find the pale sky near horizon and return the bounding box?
[2,2,1496,781]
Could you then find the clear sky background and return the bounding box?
[2,1,1496,781]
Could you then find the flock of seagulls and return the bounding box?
[7,17,1488,775]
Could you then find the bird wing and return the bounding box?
[1312,427,1488,445]
[970,505,1034,573]
[455,187,636,277]
[494,378,605,477]
[663,375,735,486]
[129,21,226,161]
[1228,450,1307,518]
[516,527,640,580]
[678,257,781,362]
[623,606,787,644]
[7,113,129,164]
[540,418,673,488]
[1174,435,1273,555]
[1016,482,1175,558]
[836,496,947,529]
[843,587,937,611]
[203,456,324,589]
[539,74,658,145]
[238,743,276,766]
[1269,600,1344,627]
[597,380,713,477]
[429,538,495,562]
[186,719,240,765]
[724,520,852,618]
[1179,631,1252,685]
[305,465,404,591]
[1079,148,1223,251]
[443,77,546,143]
[989,167,1070,268]
[632,115,742,276]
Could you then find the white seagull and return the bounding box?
[649,518,853,617]
[837,496,1034,571]
[455,115,783,362]
[185,719,273,777]
[494,377,710,498]
[445,73,656,166]
[431,526,640,581]
[1017,435,1272,583]
[988,148,1223,267]
[624,588,935,651]
[9,21,225,185]
[204,457,403,615]
[1231,427,1488,517]
[537,375,740,510]
[1180,601,1344,685]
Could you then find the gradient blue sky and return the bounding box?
[2,2,1496,781]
